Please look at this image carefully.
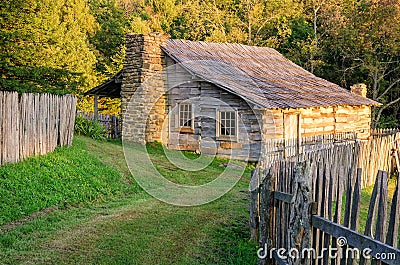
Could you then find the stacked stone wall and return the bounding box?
[121,33,168,143]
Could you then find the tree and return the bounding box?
[236,0,305,47]
[0,0,98,94]
[89,0,129,74]
[320,0,400,127]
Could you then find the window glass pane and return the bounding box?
[219,111,236,136]
[222,117,226,134]
[179,104,192,127]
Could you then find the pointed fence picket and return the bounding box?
[0,91,76,166]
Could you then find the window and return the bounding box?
[179,103,193,128]
[218,110,237,138]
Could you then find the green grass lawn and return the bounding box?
[0,136,258,264]
[332,176,399,245]
[358,178,398,242]
[0,138,130,226]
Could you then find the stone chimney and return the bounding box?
[350,83,367,97]
[121,33,168,144]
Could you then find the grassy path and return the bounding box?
[0,137,257,264]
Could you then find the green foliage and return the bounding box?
[0,65,82,95]
[0,0,98,95]
[376,114,399,129]
[74,116,106,140]
[89,0,128,74]
[314,0,400,126]
[76,95,121,115]
[0,137,122,226]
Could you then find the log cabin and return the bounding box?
[86,33,379,161]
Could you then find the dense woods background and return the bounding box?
[1,0,399,127]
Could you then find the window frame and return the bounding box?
[178,103,194,130]
[216,109,238,141]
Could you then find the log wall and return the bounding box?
[166,55,263,161]
[165,55,373,161]
[268,105,372,141]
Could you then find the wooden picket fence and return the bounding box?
[77,111,121,139]
[251,162,400,265]
[263,132,357,163]
[251,133,400,264]
[358,132,400,187]
[371,128,400,138]
[0,91,76,166]
[262,132,400,188]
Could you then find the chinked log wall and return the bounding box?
[266,105,372,141]
[0,91,77,166]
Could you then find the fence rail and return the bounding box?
[77,111,121,139]
[0,91,76,166]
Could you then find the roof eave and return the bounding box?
[84,70,123,98]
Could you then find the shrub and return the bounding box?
[377,114,399,129]
[74,116,106,140]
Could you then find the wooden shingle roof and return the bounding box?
[162,39,379,109]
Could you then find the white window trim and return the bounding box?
[178,103,194,129]
[216,109,239,141]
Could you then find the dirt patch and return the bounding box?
[40,205,143,256]
[0,206,59,231]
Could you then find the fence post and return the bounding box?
[94,95,99,120]
[386,172,400,247]
[250,167,260,242]
[288,161,312,265]
[258,167,275,265]
[113,115,118,139]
